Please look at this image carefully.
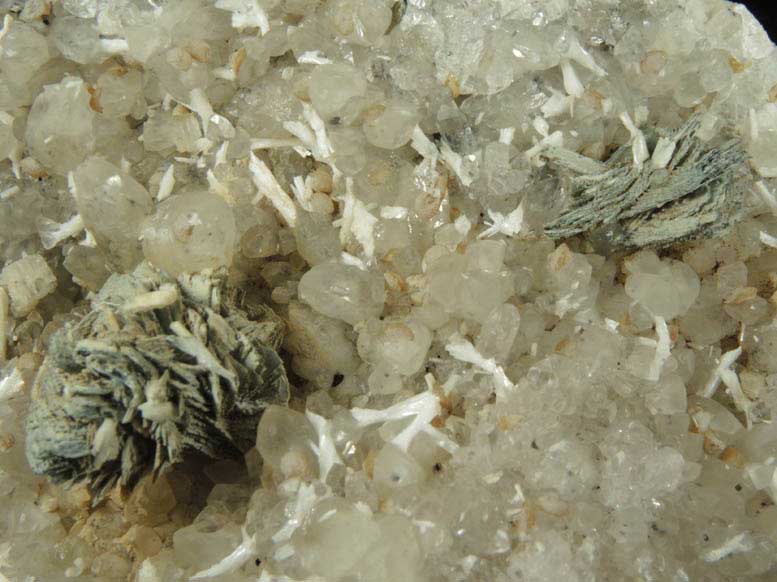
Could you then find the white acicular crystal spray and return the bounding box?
[215,0,269,34]
[156,164,176,202]
[305,411,343,481]
[650,137,677,170]
[411,126,439,163]
[283,103,334,162]
[38,213,85,250]
[336,179,378,260]
[440,142,476,186]
[703,346,744,399]
[561,60,585,98]
[445,334,514,397]
[351,390,458,454]
[480,204,525,239]
[619,111,649,168]
[647,316,671,382]
[250,153,298,227]
[190,527,258,580]
[121,283,178,313]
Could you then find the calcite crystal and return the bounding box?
[1,1,777,581]
[0,254,58,317]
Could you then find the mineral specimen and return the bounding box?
[0,253,57,317]
[544,114,750,248]
[25,264,289,502]
[1,0,777,581]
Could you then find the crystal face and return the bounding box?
[1,1,777,581]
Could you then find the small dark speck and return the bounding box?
[255,558,262,566]
[531,440,538,450]
[703,534,710,542]
[433,462,442,473]
[650,522,664,533]
[331,373,344,388]
[734,483,742,492]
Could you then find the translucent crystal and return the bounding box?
[97,69,145,118]
[62,0,98,18]
[475,303,521,361]
[330,126,369,175]
[533,438,599,500]
[51,16,104,65]
[142,190,237,276]
[298,262,386,325]
[544,244,595,317]
[286,301,361,386]
[137,550,185,582]
[645,374,688,415]
[237,207,280,259]
[363,101,419,150]
[749,104,777,177]
[295,498,381,579]
[357,316,432,376]
[372,443,426,489]
[173,520,243,573]
[724,288,769,324]
[0,22,50,89]
[63,246,111,292]
[508,531,587,582]
[716,261,748,298]
[256,406,318,483]
[0,254,57,317]
[294,210,342,266]
[73,157,154,273]
[428,252,514,321]
[24,77,96,175]
[624,251,700,320]
[142,109,202,153]
[91,552,132,580]
[0,116,14,161]
[309,63,368,121]
[294,498,423,582]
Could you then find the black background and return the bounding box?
[738,1,777,41]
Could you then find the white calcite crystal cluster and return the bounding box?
[1,0,777,581]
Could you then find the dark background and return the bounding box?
[738,1,777,41]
